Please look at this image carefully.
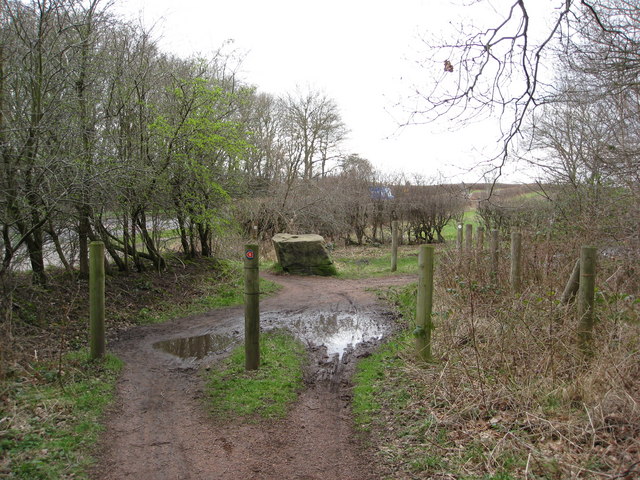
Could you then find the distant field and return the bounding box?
[441,209,479,243]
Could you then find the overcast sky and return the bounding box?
[114,0,540,183]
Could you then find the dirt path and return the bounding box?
[94,273,413,480]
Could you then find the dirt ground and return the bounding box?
[93,273,414,480]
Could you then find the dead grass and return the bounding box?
[367,240,640,479]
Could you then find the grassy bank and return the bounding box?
[1,352,123,479]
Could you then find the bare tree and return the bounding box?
[279,89,347,181]
[411,0,639,181]
[1,0,85,284]
[240,91,285,188]
[0,0,361,287]
[340,154,376,244]
[393,181,465,244]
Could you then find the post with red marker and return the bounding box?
[244,243,260,370]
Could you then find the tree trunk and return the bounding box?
[177,213,190,256]
[94,220,127,272]
[188,222,197,257]
[135,213,166,270]
[78,211,90,279]
[198,223,211,256]
[122,212,129,272]
[24,231,47,286]
[0,275,13,380]
[130,215,143,272]
[46,220,73,276]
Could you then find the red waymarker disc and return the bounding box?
[246,250,254,259]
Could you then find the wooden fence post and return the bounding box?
[465,224,473,252]
[391,220,398,272]
[415,245,435,363]
[510,232,522,293]
[456,224,463,252]
[578,246,597,354]
[89,241,105,360]
[244,243,260,370]
[490,229,499,280]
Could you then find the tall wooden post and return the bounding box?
[391,220,398,272]
[490,229,499,280]
[577,246,597,354]
[465,224,473,252]
[244,244,260,370]
[415,245,435,363]
[456,224,463,251]
[89,241,105,360]
[510,232,522,293]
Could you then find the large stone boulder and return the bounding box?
[272,233,337,276]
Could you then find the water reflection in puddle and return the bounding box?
[154,333,234,360]
[285,313,387,358]
[154,311,389,361]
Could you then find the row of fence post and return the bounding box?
[413,224,599,361]
[86,227,598,368]
[456,224,524,293]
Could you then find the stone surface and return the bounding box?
[272,233,337,276]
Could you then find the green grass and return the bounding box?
[205,330,307,420]
[333,248,418,279]
[1,352,123,479]
[441,209,480,243]
[352,334,412,430]
[517,190,545,200]
[138,260,281,324]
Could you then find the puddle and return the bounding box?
[284,312,387,358]
[154,311,390,361]
[154,333,235,360]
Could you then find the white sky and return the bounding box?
[113,0,546,183]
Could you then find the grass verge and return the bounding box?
[352,333,413,431]
[332,245,419,279]
[205,330,307,420]
[0,352,123,479]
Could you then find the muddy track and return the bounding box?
[93,273,413,480]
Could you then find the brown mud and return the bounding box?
[93,273,413,480]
